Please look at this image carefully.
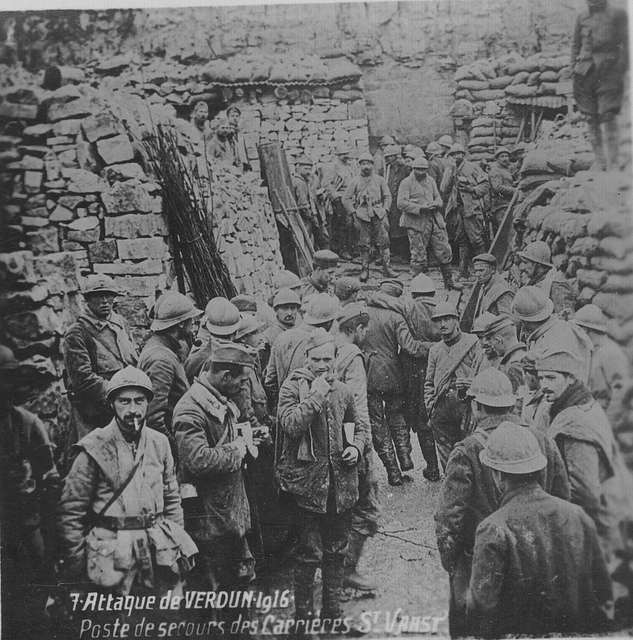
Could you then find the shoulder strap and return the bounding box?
[472,430,489,448]
[97,450,144,517]
[80,319,127,367]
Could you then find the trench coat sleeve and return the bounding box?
[395,314,429,359]
[397,179,422,215]
[175,411,242,478]
[342,180,358,217]
[424,346,439,413]
[380,177,392,212]
[467,519,507,637]
[162,445,184,527]
[63,327,108,406]
[57,451,99,576]
[435,447,473,574]
[343,388,369,454]
[489,169,514,198]
[264,346,280,395]
[345,356,371,440]
[278,379,327,438]
[561,437,604,533]
[440,163,455,198]
[144,356,176,440]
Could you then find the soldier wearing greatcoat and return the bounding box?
[471,253,514,318]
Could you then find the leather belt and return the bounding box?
[93,512,163,530]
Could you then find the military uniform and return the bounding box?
[588,336,630,413]
[473,272,515,317]
[326,157,357,257]
[530,268,575,317]
[293,172,330,251]
[384,159,409,244]
[488,161,515,230]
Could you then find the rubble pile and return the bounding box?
[518,170,633,357]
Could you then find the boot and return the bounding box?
[417,431,440,482]
[377,449,403,486]
[391,425,414,471]
[381,249,397,278]
[343,531,377,591]
[588,118,607,171]
[458,244,470,279]
[440,263,463,291]
[294,564,317,625]
[321,558,345,620]
[359,249,370,283]
[604,117,620,171]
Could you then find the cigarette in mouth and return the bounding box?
[134,418,141,432]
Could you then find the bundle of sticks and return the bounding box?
[142,125,237,305]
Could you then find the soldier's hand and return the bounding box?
[342,446,360,466]
[311,375,331,396]
[253,425,271,446]
[233,436,248,459]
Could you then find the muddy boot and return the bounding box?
[417,431,440,481]
[604,117,620,171]
[376,449,403,486]
[359,249,370,283]
[391,425,414,471]
[589,118,607,171]
[440,263,463,291]
[294,563,317,633]
[381,249,397,278]
[343,531,377,591]
[321,557,345,620]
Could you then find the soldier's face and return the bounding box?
[337,153,350,164]
[217,123,231,137]
[241,330,263,351]
[481,335,498,359]
[519,258,538,283]
[359,161,373,176]
[297,163,312,178]
[220,367,250,397]
[276,304,299,327]
[193,103,208,124]
[112,389,149,432]
[316,266,337,287]
[449,152,465,164]
[497,152,510,168]
[474,263,494,285]
[434,315,459,338]
[85,293,116,319]
[538,370,574,402]
[227,110,240,127]
[413,168,428,181]
[307,342,337,377]
[354,324,369,346]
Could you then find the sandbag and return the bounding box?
[593,292,633,321]
[538,83,559,95]
[560,216,588,243]
[569,237,600,257]
[489,75,513,89]
[470,89,506,101]
[599,236,630,260]
[577,268,608,290]
[540,70,560,82]
[527,72,541,86]
[468,135,496,146]
[602,274,633,293]
[471,117,494,128]
[505,84,539,97]
[511,71,531,85]
[469,126,495,137]
[455,89,475,101]
[587,213,633,238]
[458,79,491,91]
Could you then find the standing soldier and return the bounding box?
[173,345,257,599]
[298,250,339,309]
[426,142,447,192]
[425,303,479,471]
[262,288,302,358]
[373,135,397,177]
[293,156,330,252]
[364,279,429,485]
[397,156,462,290]
[440,144,490,277]
[138,292,203,457]
[343,153,394,282]
[517,241,575,317]
[437,134,454,156]
[571,0,628,169]
[326,146,356,260]
[509,141,527,179]
[334,304,380,591]
[207,118,239,168]
[468,422,611,638]
[383,144,409,262]
[333,277,362,308]
[435,368,569,638]
[472,253,515,318]
[62,274,138,469]
[488,146,516,233]
[227,105,251,173]
[57,367,197,597]
[276,330,367,627]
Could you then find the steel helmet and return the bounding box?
[447,143,466,156]
[273,270,302,291]
[432,302,459,320]
[426,141,443,156]
[204,297,241,336]
[379,135,396,145]
[150,291,202,331]
[303,293,340,325]
[438,134,454,148]
[273,287,301,309]
[336,145,351,156]
[479,421,547,474]
[411,156,429,169]
[106,366,154,403]
[512,286,554,323]
[494,146,511,158]
[358,152,375,163]
[383,144,401,157]
[234,314,266,342]
[468,368,516,407]
[334,276,362,299]
[517,241,553,267]
[472,311,498,335]
[410,274,436,295]
[82,274,119,296]
[572,304,607,333]
[295,155,314,166]
[535,348,582,376]
[230,294,257,313]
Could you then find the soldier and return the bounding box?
[333,276,362,308]
[571,0,629,169]
[343,152,394,282]
[488,146,516,232]
[426,141,447,192]
[62,274,137,469]
[509,141,527,179]
[187,100,213,153]
[468,422,611,637]
[364,279,430,486]
[425,302,479,470]
[138,292,203,457]
[573,304,630,414]
[185,297,241,382]
[298,250,339,309]
[397,156,462,289]
[402,274,442,481]
[470,312,500,378]
[58,367,197,597]
[512,286,593,383]
[437,134,454,156]
[517,241,575,317]
[292,156,330,252]
[435,368,570,638]
[373,134,397,177]
[207,117,239,167]
[536,348,625,558]
[226,105,251,172]
[472,253,515,318]
[276,330,367,627]
[262,288,302,357]
[383,144,409,260]
[325,145,357,260]
[260,270,303,330]
[440,144,490,277]
[231,294,258,315]
[334,304,380,591]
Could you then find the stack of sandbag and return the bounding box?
[534,113,593,170]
